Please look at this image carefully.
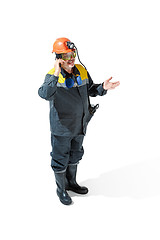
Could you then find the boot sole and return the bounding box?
[66,187,88,195]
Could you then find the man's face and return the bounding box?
[61,51,76,69]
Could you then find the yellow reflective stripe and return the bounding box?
[58,74,65,83]
[47,68,65,83]
[75,64,88,81]
[47,68,55,75]
[47,64,87,84]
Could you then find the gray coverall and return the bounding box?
[38,64,107,172]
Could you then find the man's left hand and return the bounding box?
[103,77,120,90]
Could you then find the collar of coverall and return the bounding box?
[60,65,80,78]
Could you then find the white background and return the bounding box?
[1,0,160,239]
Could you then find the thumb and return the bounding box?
[107,77,113,82]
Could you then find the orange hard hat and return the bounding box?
[52,37,74,54]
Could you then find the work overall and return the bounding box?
[38,64,107,172]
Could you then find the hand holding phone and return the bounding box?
[54,59,64,76]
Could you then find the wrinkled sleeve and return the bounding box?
[38,74,58,101]
[87,72,107,97]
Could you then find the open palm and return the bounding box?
[103,77,120,90]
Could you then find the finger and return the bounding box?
[111,83,120,88]
[59,59,65,64]
[114,82,120,86]
[112,81,120,86]
[55,59,62,64]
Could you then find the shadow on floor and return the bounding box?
[70,158,160,199]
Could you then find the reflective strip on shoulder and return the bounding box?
[47,68,65,83]
[58,74,65,83]
[75,64,88,81]
[48,68,55,75]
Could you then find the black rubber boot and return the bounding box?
[54,171,72,205]
[66,164,88,194]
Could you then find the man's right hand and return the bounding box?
[54,59,65,76]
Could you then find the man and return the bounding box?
[38,37,120,205]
